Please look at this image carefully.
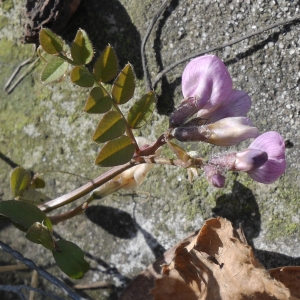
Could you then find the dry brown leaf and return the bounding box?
[151,217,294,300]
[270,266,300,299]
[119,231,198,300]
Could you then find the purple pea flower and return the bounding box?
[170,55,233,127]
[170,55,253,129]
[205,131,286,186]
[245,131,286,183]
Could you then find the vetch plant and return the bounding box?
[0,29,286,279]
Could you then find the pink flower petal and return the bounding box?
[197,90,251,123]
[248,157,286,183]
[249,131,285,159]
[182,55,232,108]
[247,131,286,183]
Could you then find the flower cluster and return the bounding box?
[169,55,286,187]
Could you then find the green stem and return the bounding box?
[57,53,77,66]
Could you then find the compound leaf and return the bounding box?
[71,29,94,65]
[93,111,126,143]
[53,240,90,279]
[39,28,63,55]
[84,86,112,114]
[93,45,118,83]
[112,63,135,104]
[95,136,135,167]
[127,91,156,129]
[70,66,94,87]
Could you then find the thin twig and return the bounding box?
[0,285,64,300]
[73,281,114,290]
[4,44,38,94]
[0,264,28,272]
[152,14,300,88]
[29,270,39,300]
[0,241,85,300]
[141,0,172,91]
[49,202,88,225]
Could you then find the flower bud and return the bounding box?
[173,125,211,143]
[206,117,259,146]
[204,164,226,188]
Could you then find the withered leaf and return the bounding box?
[269,266,300,299]
[151,217,293,300]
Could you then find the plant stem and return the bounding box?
[141,0,172,91]
[38,161,137,212]
[38,153,198,214]
[58,53,77,66]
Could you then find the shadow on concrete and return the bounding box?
[212,180,300,270]
[85,205,138,239]
[62,0,143,78]
[153,0,179,115]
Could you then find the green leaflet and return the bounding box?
[52,240,90,279]
[93,111,126,143]
[84,86,112,114]
[0,200,52,231]
[10,167,31,198]
[95,136,135,167]
[71,29,94,65]
[25,222,55,251]
[70,66,95,87]
[112,63,135,104]
[93,45,118,83]
[39,28,64,55]
[127,91,156,129]
[40,57,68,83]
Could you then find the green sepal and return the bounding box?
[167,141,191,164]
[93,45,118,83]
[127,91,156,129]
[93,111,126,143]
[40,56,68,83]
[52,240,90,279]
[111,63,135,104]
[84,86,112,114]
[95,136,135,167]
[71,29,94,65]
[70,66,94,87]
[39,28,64,55]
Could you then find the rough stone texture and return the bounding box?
[0,0,300,299]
